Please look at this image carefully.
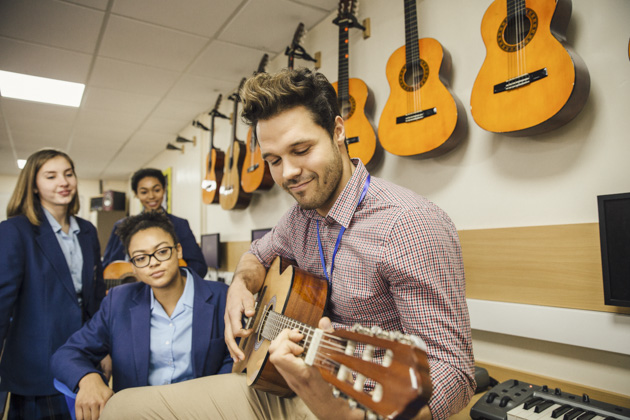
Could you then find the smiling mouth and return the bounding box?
[287,178,312,192]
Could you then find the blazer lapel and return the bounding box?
[191,276,214,377]
[77,227,94,301]
[130,286,152,386]
[35,217,76,300]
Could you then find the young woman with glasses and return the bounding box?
[102,168,208,278]
[52,211,232,420]
[0,149,106,419]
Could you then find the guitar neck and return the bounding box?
[507,0,527,21]
[337,19,350,102]
[403,0,420,67]
[261,310,314,343]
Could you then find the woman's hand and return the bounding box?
[75,373,114,420]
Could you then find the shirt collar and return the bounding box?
[301,158,369,229]
[150,268,195,315]
[43,207,80,235]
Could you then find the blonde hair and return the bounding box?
[7,149,80,225]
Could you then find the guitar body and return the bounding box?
[379,37,466,158]
[233,257,328,397]
[103,261,137,290]
[470,0,590,135]
[241,127,274,193]
[219,139,252,210]
[202,147,225,204]
[332,78,381,169]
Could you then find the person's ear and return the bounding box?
[176,243,183,260]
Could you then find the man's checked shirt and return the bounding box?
[251,159,475,419]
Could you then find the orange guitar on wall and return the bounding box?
[331,0,381,170]
[470,0,590,135]
[378,0,466,158]
[201,94,229,204]
[220,78,252,210]
[241,54,274,194]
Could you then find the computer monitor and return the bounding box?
[597,192,630,307]
[201,233,221,270]
[251,228,272,242]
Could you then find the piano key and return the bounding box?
[552,404,573,418]
[565,408,585,420]
[576,412,597,420]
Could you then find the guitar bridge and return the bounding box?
[396,108,437,124]
[345,136,360,145]
[246,163,259,173]
[494,68,548,93]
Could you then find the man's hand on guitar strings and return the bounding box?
[224,279,256,362]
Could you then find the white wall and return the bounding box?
[125,0,630,398]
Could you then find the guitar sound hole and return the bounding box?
[497,8,538,52]
[404,67,424,87]
[339,97,356,120]
[504,15,531,46]
[398,60,429,92]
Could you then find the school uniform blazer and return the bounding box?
[51,269,232,393]
[102,213,208,278]
[0,214,105,396]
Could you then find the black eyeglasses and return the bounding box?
[130,246,175,268]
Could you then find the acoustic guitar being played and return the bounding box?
[201,94,229,204]
[219,78,252,210]
[378,0,466,158]
[241,54,274,194]
[233,256,433,419]
[331,0,381,170]
[470,0,590,135]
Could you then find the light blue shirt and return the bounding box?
[43,208,83,305]
[148,268,194,386]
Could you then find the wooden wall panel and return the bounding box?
[459,223,630,314]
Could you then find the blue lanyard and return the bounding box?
[316,175,370,283]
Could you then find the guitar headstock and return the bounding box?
[255,53,269,75]
[338,0,359,19]
[312,324,432,419]
[291,22,306,48]
[212,93,222,113]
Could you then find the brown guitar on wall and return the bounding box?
[378,0,466,158]
[241,54,274,194]
[201,94,229,204]
[219,78,252,210]
[331,0,381,170]
[233,256,432,419]
[470,0,590,135]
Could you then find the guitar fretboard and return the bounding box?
[261,310,319,352]
[403,0,420,68]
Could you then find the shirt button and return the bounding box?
[165,341,169,345]
[169,323,173,327]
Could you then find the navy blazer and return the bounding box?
[102,213,208,278]
[0,214,105,396]
[51,269,232,392]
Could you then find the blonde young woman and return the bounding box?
[0,149,106,419]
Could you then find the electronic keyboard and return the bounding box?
[471,379,630,420]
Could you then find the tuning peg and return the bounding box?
[331,387,340,399]
[348,399,358,410]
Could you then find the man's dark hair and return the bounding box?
[116,211,179,255]
[240,67,341,139]
[131,168,166,193]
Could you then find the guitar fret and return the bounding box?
[403,0,420,67]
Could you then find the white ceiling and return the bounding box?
[0,0,338,180]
